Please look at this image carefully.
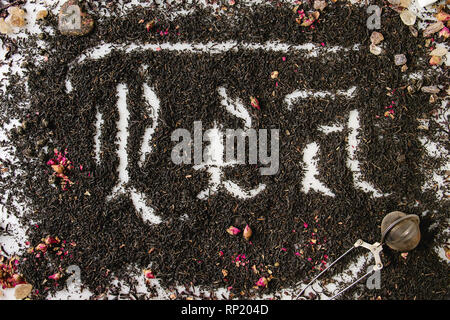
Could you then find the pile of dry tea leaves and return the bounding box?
[0,0,448,299]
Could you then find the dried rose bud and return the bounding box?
[146,20,155,32]
[429,55,441,65]
[35,243,47,253]
[44,236,60,245]
[243,225,252,241]
[143,269,155,279]
[256,277,268,288]
[51,164,64,174]
[439,26,450,38]
[251,265,258,274]
[250,96,260,110]
[445,246,450,260]
[301,17,315,27]
[226,226,241,235]
[48,273,61,281]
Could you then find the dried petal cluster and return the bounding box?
[47,149,75,190]
[0,255,26,289]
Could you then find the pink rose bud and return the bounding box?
[243,225,252,241]
[48,273,61,281]
[256,277,268,288]
[143,269,155,279]
[226,226,241,235]
[44,236,60,245]
[250,96,260,110]
[439,26,449,39]
[35,243,47,253]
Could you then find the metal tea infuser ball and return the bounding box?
[296,211,421,300]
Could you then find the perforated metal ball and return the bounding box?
[381,211,421,252]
